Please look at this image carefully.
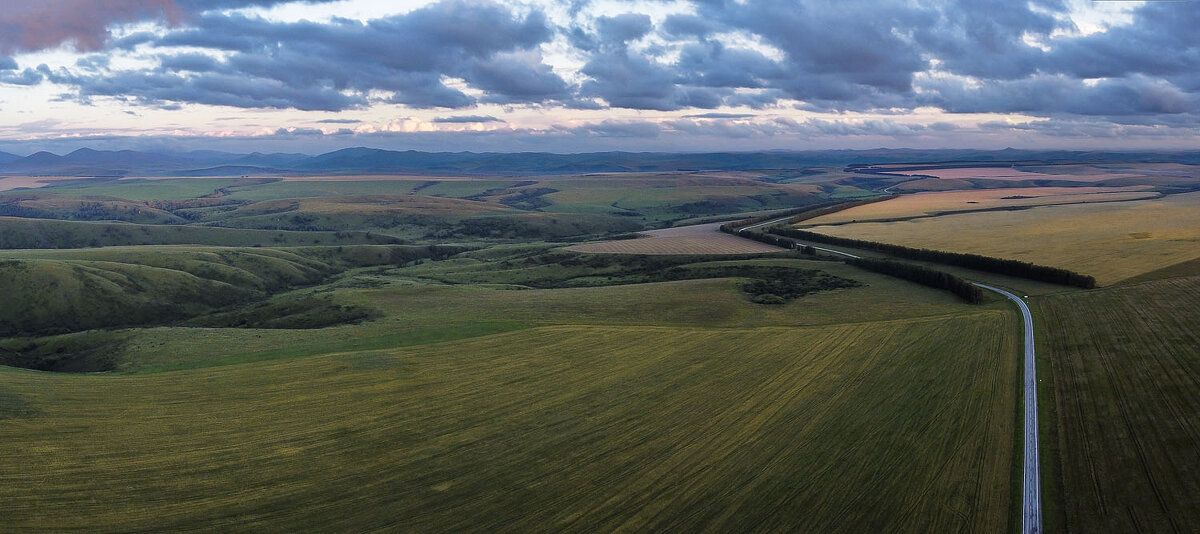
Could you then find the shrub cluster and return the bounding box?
[847,258,984,303]
[767,228,1097,288]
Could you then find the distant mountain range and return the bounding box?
[1,147,1199,176]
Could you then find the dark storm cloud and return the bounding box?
[48,0,564,110]
[465,53,572,104]
[910,0,1065,80]
[568,120,661,138]
[595,14,653,44]
[0,0,341,56]
[1038,3,1200,89]
[43,66,362,110]
[0,1,178,55]
[432,115,504,123]
[0,68,46,86]
[684,113,755,119]
[923,74,1194,116]
[660,14,718,39]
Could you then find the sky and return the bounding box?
[0,0,1197,155]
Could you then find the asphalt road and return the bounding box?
[972,282,1042,534]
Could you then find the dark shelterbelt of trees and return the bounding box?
[847,257,984,303]
[766,228,1097,288]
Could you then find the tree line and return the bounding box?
[766,227,1097,288]
[847,257,984,303]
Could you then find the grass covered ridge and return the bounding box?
[0,245,459,340]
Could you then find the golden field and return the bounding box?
[804,186,1158,224]
[807,192,1200,285]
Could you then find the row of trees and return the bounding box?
[767,228,1097,288]
[847,258,984,303]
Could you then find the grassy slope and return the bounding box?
[0,245,448,339]
[0,313,1017,532]
[1034,275,1200,533]
[106,257,972,374]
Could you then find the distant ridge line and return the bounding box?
[2,147,1199,177]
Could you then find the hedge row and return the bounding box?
[847,257,984,303]
[766,228,1097,288]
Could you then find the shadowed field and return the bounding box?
[1035,275,1200,533]
[0,312,1017,532]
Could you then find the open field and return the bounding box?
[525,174,821,222]
[222,194,509,217]
[1034,275,1200,533]
[896,167,1140,182]
[0,311,1017,532]
[39,177,239,200]
[1021,163,1199,182]
[871,163,1199,193]
[219,179,522,202]
[804,187,1158,225]
[0,176,90,192]
[807,192,1200,285]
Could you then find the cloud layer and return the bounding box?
[1,0,1198,149]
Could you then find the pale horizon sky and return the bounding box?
[2,0,1197,155]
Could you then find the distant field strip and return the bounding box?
[1035,276,1200,533]
[804,187,1158,225]
[894,167,1139,182]
[567,223,784,255]
[0,176,85,191]
[0,315,1017,532]
[808,192,1200,285]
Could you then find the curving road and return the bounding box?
[972,282,1041,534]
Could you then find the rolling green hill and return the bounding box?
[0,245,459,344]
